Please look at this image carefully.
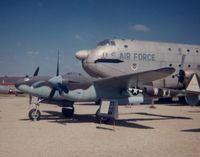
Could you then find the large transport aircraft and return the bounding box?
[75,39,200,106]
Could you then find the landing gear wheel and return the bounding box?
[28,109,41,121]
[62,106,74,117]
[95,108,110,124]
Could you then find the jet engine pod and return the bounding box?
[117,95,144,105]
[185,93,200,106]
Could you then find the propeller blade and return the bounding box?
[58,83,69,94]
[180,54,186,70]
[47,50,69,99]
[175,54,186,88]
[33,66,40,76]
[29,95,32,104]
[48,88,56,100]
[56,50,59,76]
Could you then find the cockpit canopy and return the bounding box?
[97,39,116,46]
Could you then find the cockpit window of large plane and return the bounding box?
[97,40,116,46]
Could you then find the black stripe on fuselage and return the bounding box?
[94,59,124,63]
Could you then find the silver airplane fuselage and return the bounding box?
[76,39,200,89]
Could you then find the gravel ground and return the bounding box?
[0,95,200,157]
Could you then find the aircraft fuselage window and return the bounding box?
[124,45,128,48]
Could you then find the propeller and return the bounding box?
[56,50,59,76]
[178,54,186,83]
[174,54,186,88]
[48,50,69,100]
[28,51,68,101]
[33,66,40,77]
[29,66,40,104]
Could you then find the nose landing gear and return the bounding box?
[28,99,42,121]
[28,99,75,121]
[29,108,41,121]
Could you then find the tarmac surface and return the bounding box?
[0,95,200,157]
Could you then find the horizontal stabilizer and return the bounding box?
[186,74,200,93]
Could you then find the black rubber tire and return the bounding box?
[62,107,74,117]
[28,109,41,121]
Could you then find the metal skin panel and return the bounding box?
[76,39,200,90]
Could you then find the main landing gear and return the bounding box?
[62,106,74,117]
[28,99,75,121]
[95,108,111,123]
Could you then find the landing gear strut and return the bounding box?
[28,99,75,121]
[95,108,110,123]
[28,99,43,121]
[29,108,41,121]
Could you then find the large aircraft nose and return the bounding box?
[75,50,89,60]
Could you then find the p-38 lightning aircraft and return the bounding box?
[76,39,200,106]
[15,52,175,121]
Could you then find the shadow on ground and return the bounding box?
[134,112,192,120]
[20,110,192,130]
[181,128,200,132]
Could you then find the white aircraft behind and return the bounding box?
[76,39,200,105]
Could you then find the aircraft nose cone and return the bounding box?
[75,50,89,60]
[15,80,23,89]
[15,83,24,93]
[15,78,30,90]
[15,81,24,90]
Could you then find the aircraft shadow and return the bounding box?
[133,112,192,120]
[188,110,200,113]
[39,110,154,129]
[20,111,192,129]
[181,128,200,132]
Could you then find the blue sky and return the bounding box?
[0,0,200,76]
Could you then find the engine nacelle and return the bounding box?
[117,95,144,105]
[144,87,167,97]
[143,86,179,98]
[185,93,200,106]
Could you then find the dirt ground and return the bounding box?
[0,95,200,157]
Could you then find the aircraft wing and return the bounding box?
[93,67,175,89]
